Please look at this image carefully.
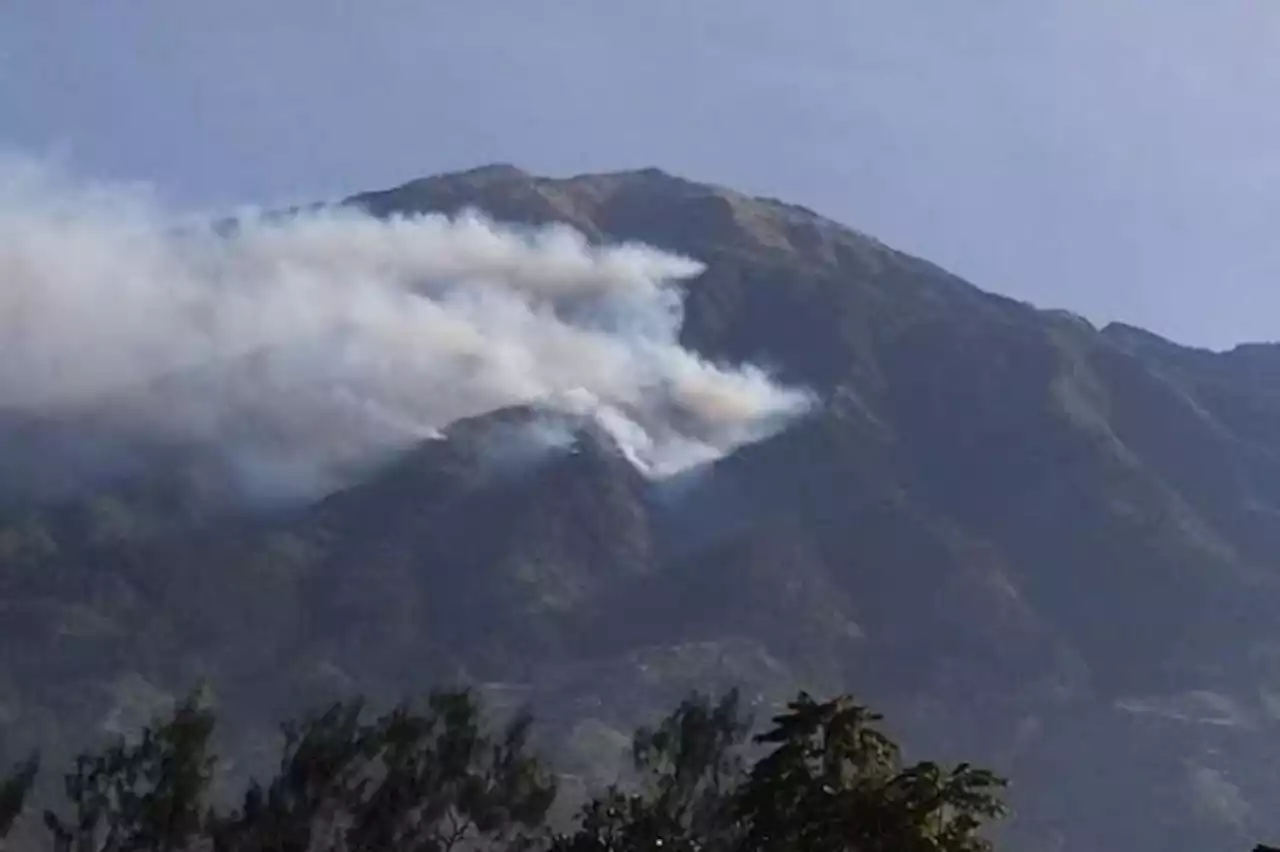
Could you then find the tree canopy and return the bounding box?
[0,687,1007,852]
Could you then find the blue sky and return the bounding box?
[3,1,1279,348]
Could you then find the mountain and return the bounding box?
[5,164,1280,852]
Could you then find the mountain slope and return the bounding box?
[3,166,1280,852]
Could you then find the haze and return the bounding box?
[3,1,1279,348]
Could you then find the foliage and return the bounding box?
[0,753,39,845]
[41,692,215,852]
[207,689,558,852]
[553,690,1007,852]
[551,690,753,852]
[735,693,1007,852]
[5,688,1007,852]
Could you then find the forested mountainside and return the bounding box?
[5,164,1280,852]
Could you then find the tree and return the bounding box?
[41,691,216,852]
[209,689,557,852]
[17,687,1005,852]
[24,687,555,852]
[0,753,39,846]
[734,692,1007,852]
[555,689,1007,852]
[554,690,753,852]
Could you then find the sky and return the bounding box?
[2,0,1279,349]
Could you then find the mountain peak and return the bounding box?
[348,164,861,250]
[460,162,528,177]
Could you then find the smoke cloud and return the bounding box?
[0,158,813,501]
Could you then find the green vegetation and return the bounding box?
[0,688,1006,852]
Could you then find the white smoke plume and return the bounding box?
[0,158,813,501]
